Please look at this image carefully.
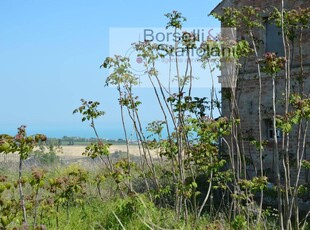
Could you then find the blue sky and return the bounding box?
[0,0,221,139]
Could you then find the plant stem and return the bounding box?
[18,155,27,225]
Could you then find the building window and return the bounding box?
[265,22,284,57]
[265,119,282,140]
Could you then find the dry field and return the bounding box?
[61,145,157,157]
[0,145,158,163]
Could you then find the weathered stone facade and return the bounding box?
[213,0,310,184]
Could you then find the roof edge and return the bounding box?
[210,0,233,16]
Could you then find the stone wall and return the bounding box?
[217,0,310,183]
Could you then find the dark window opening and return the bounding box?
[265,119,282,140]
[265,22,284,57]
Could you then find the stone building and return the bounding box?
[212,0,310,184]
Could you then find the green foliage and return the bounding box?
[119,94,142,110]
[133,40,164,63]
[239,176,268,192]
[249,139,268,151]
[30,168,46,189]
[276,94,310,134]
[0,126,47,226]
[104,197,142,229]
[269,7,310,41]
[0,176,19,228]
[146,120,165,138]
[211,6,264,30]
[211,7,242,27]
[111,159,134,184]
[82,141,110,158]
[164,10,186,29]
[32,144,61,165]
[73,99,112,161]
[258,52,286,75]
[102,55,138,87]
[232,215,247,230]
[73,99,105,123]
[301,160,310,170]
[0,163,285,229]
[3,6,310,229]
[0,126,46,159]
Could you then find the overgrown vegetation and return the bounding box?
[0,5,310,230]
